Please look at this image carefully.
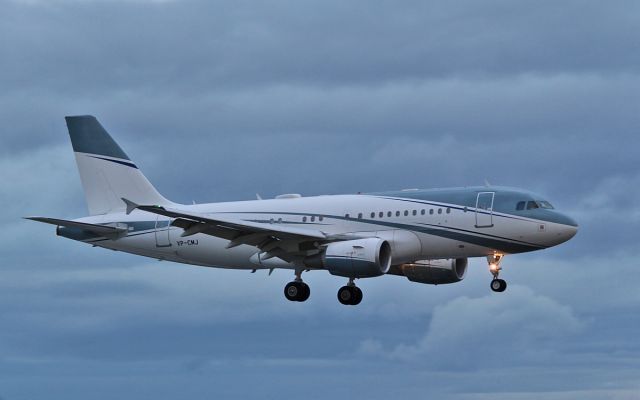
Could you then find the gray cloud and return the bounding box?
[359,286,584,368]
[1,0,639,398]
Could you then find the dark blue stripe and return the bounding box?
[371,195,523,221]
[412,222,542,248]
[85,229,155,243]
[88,155,138,169]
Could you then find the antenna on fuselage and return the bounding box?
[484,179,492,187]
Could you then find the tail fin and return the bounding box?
[65,115,173,215]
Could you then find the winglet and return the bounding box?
[121,198,138,215]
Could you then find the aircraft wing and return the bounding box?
[25,217,128,237]
[122,198,334,261]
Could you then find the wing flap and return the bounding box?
[124,199,327,241]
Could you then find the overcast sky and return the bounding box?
[1,0,639,399]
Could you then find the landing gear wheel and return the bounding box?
[337,286,353,305]
[284,282,299,301]
[490,278,507,293]
[299,282,310,302]
[284,282,311,302]
[337,286,363,305]
[352,286,363,305]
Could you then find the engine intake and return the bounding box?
[305,238,392,278]
[395,258,468,285]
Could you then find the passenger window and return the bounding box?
[387,211,392,217]
[358,213,363,219]
[516,201,525,211]
[404,210,409,216]
[303,216,307,222]
[396,211,400,217]
[319,216,323,221]
[412,210,417,216]
[379,212,384,218]
[429,209,434,215]
[438,209,442,214]
[345,214,349,218]
[311,216,315,222]
[421,209,425,215]
[527,201,539,210]
[446,208,451,214]
[278,218,283,223]
[370,212,375,218]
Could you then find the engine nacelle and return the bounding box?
[305,238,392,278]
[397,258,468,285]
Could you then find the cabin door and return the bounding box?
[475,192,495,228]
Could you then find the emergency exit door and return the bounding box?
[155,216,172,247]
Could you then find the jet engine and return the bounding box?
[305,238,392,278]
[393,258,468,285]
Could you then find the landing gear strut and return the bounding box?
[488,254,507,293]
[284,270,310,302]
[337,278,363,306]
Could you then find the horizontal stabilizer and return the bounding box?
[25,217,128,236]
[122,198,139,215]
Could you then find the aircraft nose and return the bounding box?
[563,223,578,240]
[555,214,578,244]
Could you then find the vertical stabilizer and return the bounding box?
[65,115,173,215]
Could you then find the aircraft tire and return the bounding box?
[338,286,362,305]
[337,286,353,305]
[285,281,310,302]
[490,279,507,293]
[351,286,363,305]
[284,282,300,301]
[298,282,310,302]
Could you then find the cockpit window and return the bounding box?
[525,200,555,210]
[526,201,539,210]
[538,200,554,209]
[517,200,554,211]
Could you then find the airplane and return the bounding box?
[27,116,578,305]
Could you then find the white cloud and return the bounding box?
[360,286,583,368]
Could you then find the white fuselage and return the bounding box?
[73,192,577,270]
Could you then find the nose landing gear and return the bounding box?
[490,278,507,292]
[488,254,507,293]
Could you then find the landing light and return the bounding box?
[489,263,500,273]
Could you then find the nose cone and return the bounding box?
[551,213,578,245]
[561,221,578,241]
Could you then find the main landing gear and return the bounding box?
[283,273,363,305]
[337,278,362,306]
[488,254,507,293]
[284,270,310,302]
